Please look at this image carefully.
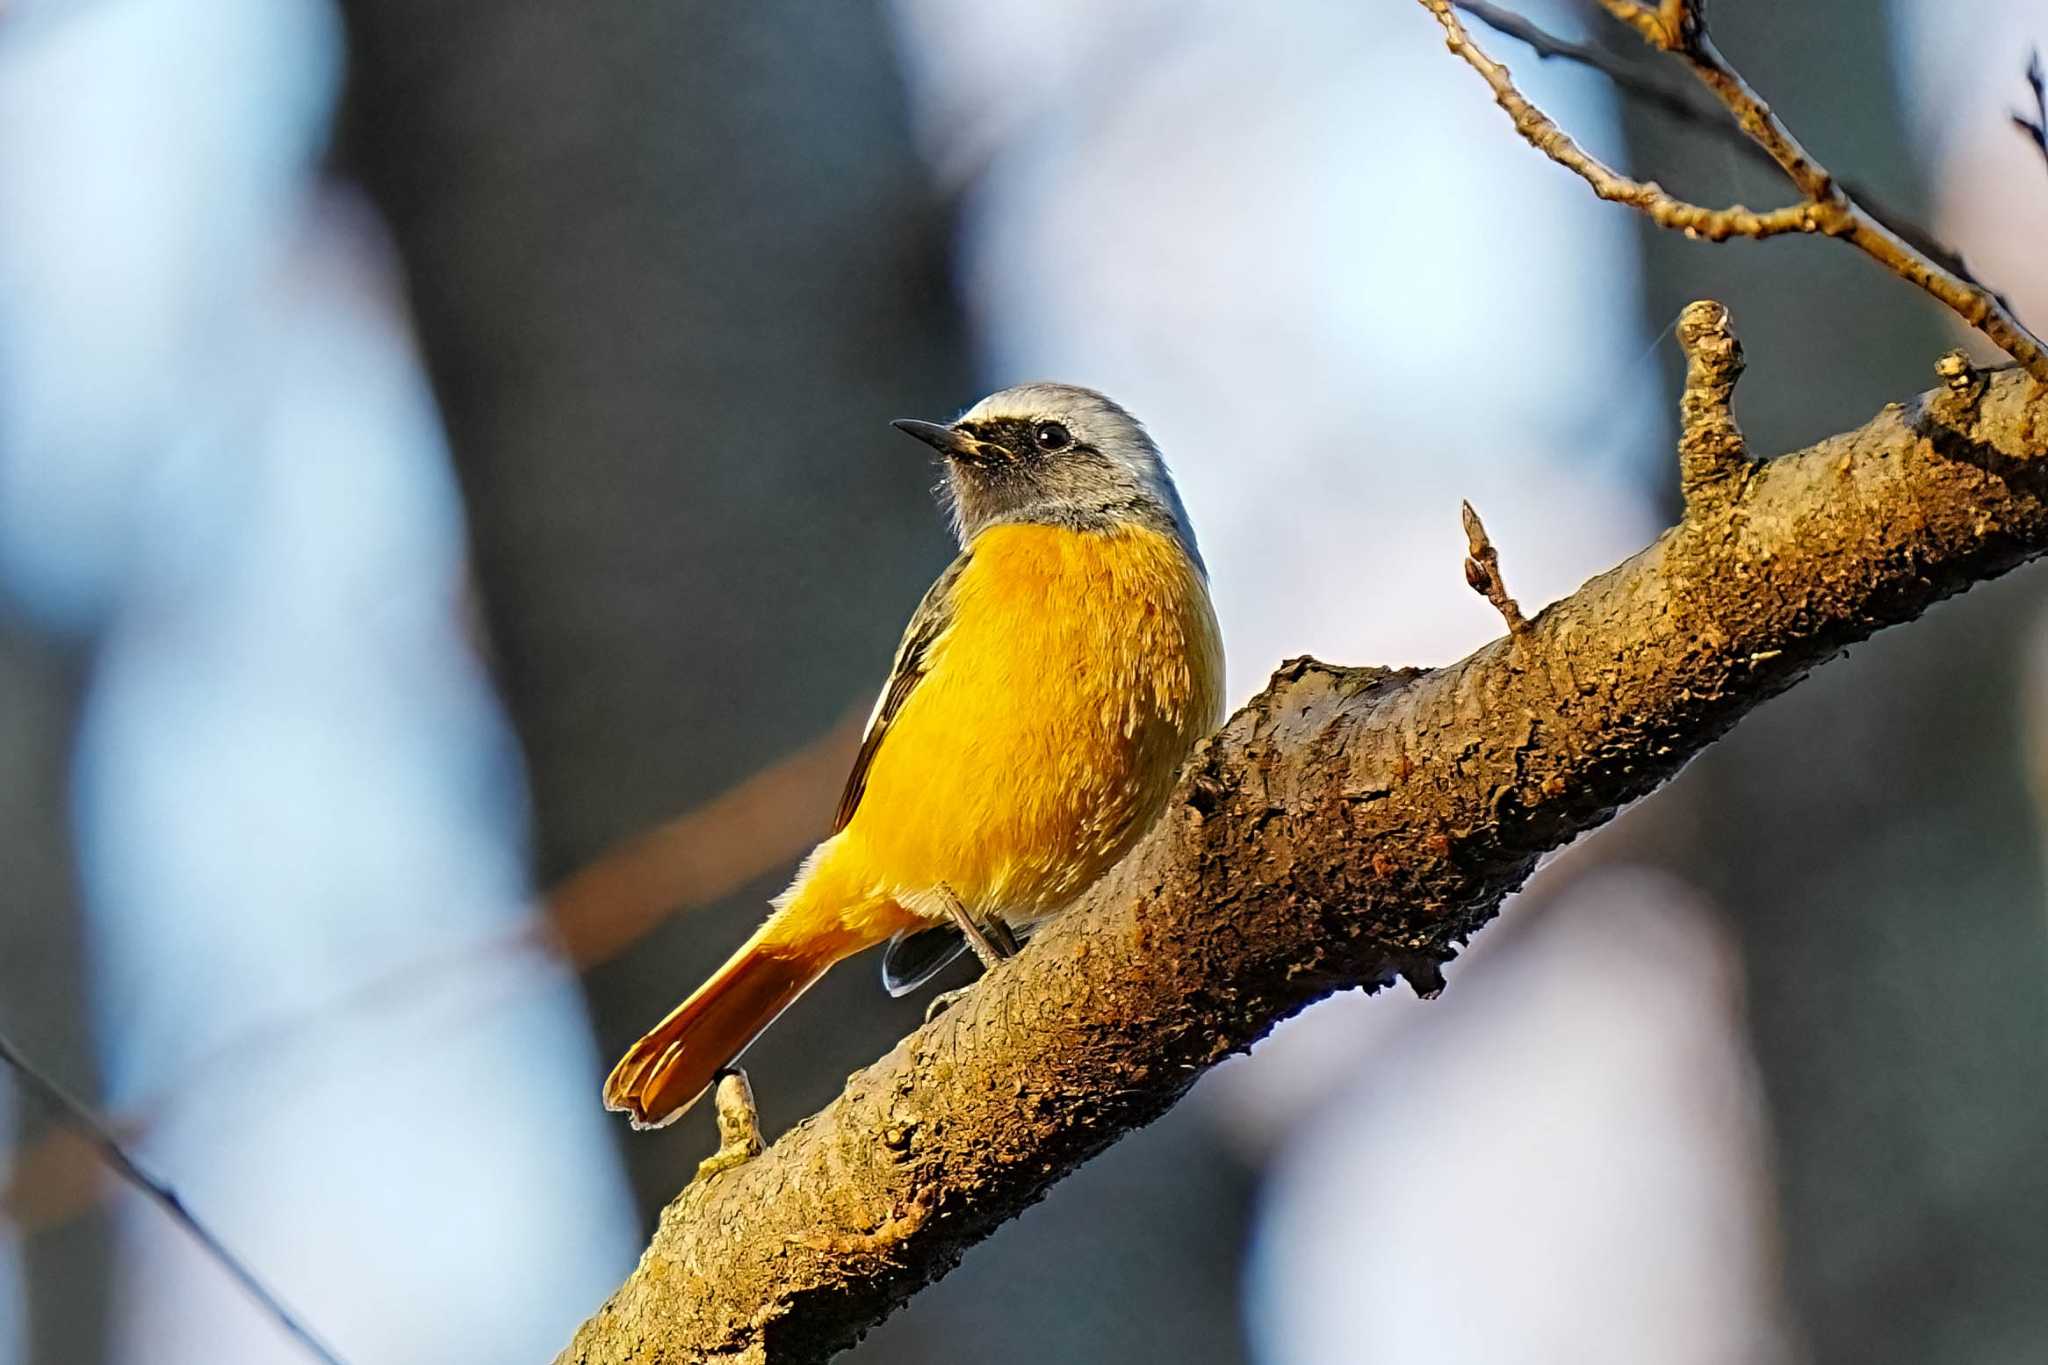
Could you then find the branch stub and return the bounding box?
[1675,299,1752,509]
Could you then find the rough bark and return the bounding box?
[556,360,2048,1363]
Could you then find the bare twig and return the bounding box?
[1420,0,1830,239]
[1597,0,1694,53]
[1446,0,2005,304]
[1674,299,1752,505]
[1459,500,1531,637]
[2015,49,2047,171]
[0,1029,351,1365]
[1602,0,2048,382]
[1454,0,1668,88]
[1420,0,2048,384]
[1588,0,1835,199]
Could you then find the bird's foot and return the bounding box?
[923,986,973,1025]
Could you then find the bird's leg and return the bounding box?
[924,889,1018,1023]
[938,887,1015,970]
[982,912,1021,960]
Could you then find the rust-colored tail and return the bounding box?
[605,840,920,1128]
[603,930,835,1129]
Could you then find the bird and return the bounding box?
[603,383,1225,1129]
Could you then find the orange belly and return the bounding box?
[827,520,1223,928]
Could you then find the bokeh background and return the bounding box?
[4,1,2046,1361]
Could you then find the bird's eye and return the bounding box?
[1034,422,1072,451]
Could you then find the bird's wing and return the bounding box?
[880,916,1037,997]
[879,922,971,996]
[831,550,971,834]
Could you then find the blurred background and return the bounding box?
[2,1,2045,1361]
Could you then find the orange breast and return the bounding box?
[837,521,1223,921]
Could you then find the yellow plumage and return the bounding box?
[813,520,1223,934]
[604,385,1223,1128]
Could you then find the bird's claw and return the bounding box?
[923,986,973,1025]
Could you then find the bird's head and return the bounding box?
[892,383,1202,570]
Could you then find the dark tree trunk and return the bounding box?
[334,0,975,1240]
[0,627,108,1365]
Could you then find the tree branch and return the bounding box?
[1423,0,2048,384]
[556,318,2048,1362]
[1445,0,2007,307]
[1422,2,1825,241]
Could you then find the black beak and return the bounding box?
[891,418,1005,464]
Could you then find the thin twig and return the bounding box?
[5,707,866,1235]
[0,1029,352,1365]
[1420,0,2048,384]
[1459,500,1530,637]
[1590,0,1829,199]
[1597,0,1694,55]
[1420,0,1833,240]
[1586,0,2048,384]
[1446,0,2008,310]
[1452,0,1701,122]
[2015,49,2047,172]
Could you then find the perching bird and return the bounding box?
[603,384,1225,1128]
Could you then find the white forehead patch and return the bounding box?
[959,382,1143,436]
